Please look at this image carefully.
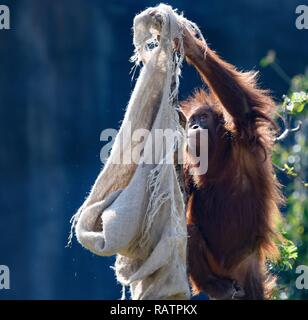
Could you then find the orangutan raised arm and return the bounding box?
[179,28,283,300]
[183,30,277,137]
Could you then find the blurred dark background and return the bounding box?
[0,0,307,299]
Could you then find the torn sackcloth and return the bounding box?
[70,3,205,300]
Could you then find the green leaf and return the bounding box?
[260,57,270,68]
[293,102,305,113]
[283,164,298,177]
[260,50,276,68]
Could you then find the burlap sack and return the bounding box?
[70,3,205,300]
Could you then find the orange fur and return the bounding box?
[181,46,284,299]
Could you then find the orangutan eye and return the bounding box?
[199,115,208,122]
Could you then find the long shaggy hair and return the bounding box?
[181,47,284,299]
